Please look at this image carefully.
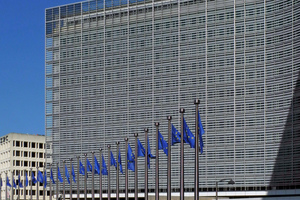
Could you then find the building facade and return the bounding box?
[45,0,300,197]
[0,133,46,200]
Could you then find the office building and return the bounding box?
[0,133,47,200]
[45,0,299,198]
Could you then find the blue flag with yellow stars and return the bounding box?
[102,155,108,175]
[171,124,181,145]
[25,172,29,186]
[31,171,37,184]
[118,150,123,174]
[37,170,43,184]
[110,151,117,168]
[198,111,205,154]
[57,167,63,183]
[6,177,11,187]
[94,156,100,175]
[183,117,195,148]
[87,159,92,172]
[158,130,168,156]
[137,139,145,157]
[127,143,135,172]
[18,175,23,188]
[72,164,76,183]
[65,165,70,184]
[79,161,85,175]
[50,169,55,184]
[12,177,16,188]
[43,171,47,188]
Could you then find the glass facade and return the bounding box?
[45,0,300,193]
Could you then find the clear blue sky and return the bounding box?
[0,0,80,137]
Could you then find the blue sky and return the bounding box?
[0,0,80,136]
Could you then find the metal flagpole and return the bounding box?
[84,154,87,200]
[11,170,14,200]
[76,156,80,200]
[134,133,138,200]
[69,158,73,200]
[124,138,128,200]
[49,165,52,200]
[36,167,39,200]
[91,152,95,200]
[43,166,46,200]
[18,171,20,200]
[155,122,160,200]
[98,149,102,200]
[180,108,185,200]
[167,116,172,200]
[56,163,59,200]
[116,142,120,200]
[5,172,7,200]
[107,145,111,200]
[144,128,148,200]
[194,99,200,200]
[30,168,33,200]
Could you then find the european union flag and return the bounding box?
[147,137,155,169]
[137,139,145,157]
[65,165,70,184]
[198,111,205,154]
[25,172,29,186]
[87,159,92,172]
[72,164,76,183]
[18,175,23,188]
[50,169,55,184]
[171,124,181,145]
[102,155,108,175]
[31,171,37,184]
[43,171,47,188]
[57,167,63,183]
[6,177,11,187]
[158,130,168,156]
[118,150,123,174]
[12,177,16,188]
[37,171,43,183]
[183,117,195,148]
[0,178,2,187]
[127,143,135,172]
[111,151,117,168]
[94,156,100,175]
[79,161,85,175]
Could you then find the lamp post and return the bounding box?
[215,179,235,200]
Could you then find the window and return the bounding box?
[32,152,36,158]
[39,143,44,149]
[16,151,20,157]
[24,161,28,167]
[24,142,28,147]
[32,162,36,167]
[16,160,20,166]
[24,151,28,157]
[32,143,36,148]
[16,141,20,147]
[39,153,43,158]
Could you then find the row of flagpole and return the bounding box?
[2,99,204,200]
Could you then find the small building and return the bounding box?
[0,133,46,200]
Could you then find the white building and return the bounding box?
[0,133,46,200]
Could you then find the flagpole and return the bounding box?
[91,152,95,200]
[63,160,66,200]
[69,158,73,200]
[98,149,102,200]
[24,169,27,200]
[18,171,20,200]
[134,133,138,200]
[155,122,159,200]
[43,166,46,200]
[107,145,111,200]
[116,142,120,200]
[180,108,185,200]
[76,156,80,200]
[11,171,13,200]
[144,128,148,200]
[84,154,87,200]
[124,138,128,200]
[36,167,39,200]
[30,168,33,200]
[5,172,7,200]
[56,163,59,200]
[50,165,52,200]
[194,99,200,200]
[167,116,172,200]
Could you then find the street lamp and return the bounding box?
[216,179,235,200]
